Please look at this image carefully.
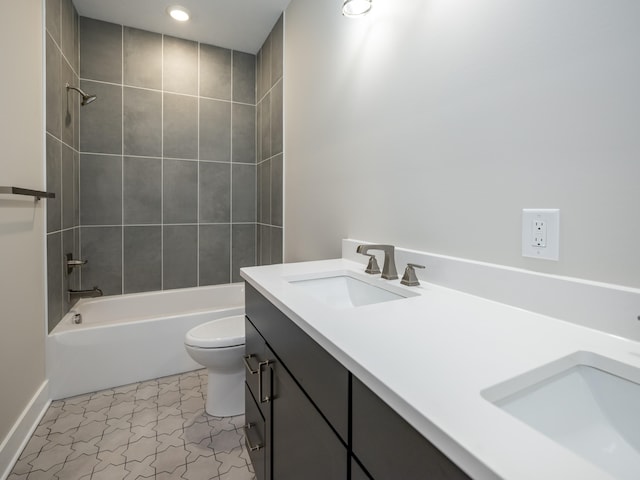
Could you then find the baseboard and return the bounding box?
[0,380,50,480]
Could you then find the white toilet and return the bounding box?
[184,315,245,417]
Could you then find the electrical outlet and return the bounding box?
[532,219,547,247]
[522,209,559,260]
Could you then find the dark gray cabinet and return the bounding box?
[244,283,470,480]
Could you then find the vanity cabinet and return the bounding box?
[245,284,348,480]
[244,283,470,480]
[352,377,471,480]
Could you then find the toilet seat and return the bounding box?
[185,315,245,349]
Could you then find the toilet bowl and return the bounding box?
[184,315,245,417]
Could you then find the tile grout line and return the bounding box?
[121,24,125,296]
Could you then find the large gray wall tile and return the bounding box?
[200,44,231,100]
[62,228,79,313]
[199,224,231,286]
[163,225,197,289]
[199,162,230,223]
[270,80,283,156]
[258,224,270,266]
[124,27,162,89]
[200,99,231,162]
[259,36,271,99]
[232,103,256,163]
[232,51,256,104]
[47,233,62,332]
[271,153,283,227]
[46,34,61,138]
[123,87,162,157]
[61,144,75,229]
[46,0,61,45]
[260,92,271,161]
[80,80,122,154]
[163,93,197,159]
[163,160,197,223]
[270,226,283,264]
[163,36,198,95]
[258,160,270,224]
[61,59,76,146]
[123,157,161,224]
[80,154,122,225]
[73,151,79,226]
[271,15,284,86]
[80,226,123,295]
[46,135,62,233]
[80,17,122,83]
[232,224,256,282]
[124,226,161,293]
[60,0,75,68]
[232,164,256,223]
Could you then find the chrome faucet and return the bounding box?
[68,286,103,304]
[356,244,398,280]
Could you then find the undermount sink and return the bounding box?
[482,352,640,480]
[288,272,418,308]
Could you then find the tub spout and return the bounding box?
[68,286,103,304]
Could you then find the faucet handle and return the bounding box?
[401,263,425,286]
[363,254,381,275]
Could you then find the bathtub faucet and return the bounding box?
[68,286,103,304]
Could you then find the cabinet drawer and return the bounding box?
[246,284,349,443]
[352,377,471,480]
[245,384,267,480]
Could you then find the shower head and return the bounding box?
[66,83,97,106]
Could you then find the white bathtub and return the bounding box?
[47,283,245,400]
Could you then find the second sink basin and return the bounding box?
[288,272,418,308]
[482,352,640,480]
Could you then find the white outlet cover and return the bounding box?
[522,209,560,261]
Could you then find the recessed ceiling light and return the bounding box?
[167,5,190,22]
[342,0,372,17]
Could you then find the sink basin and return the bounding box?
[482,352,640,479]
[288,272,417,308]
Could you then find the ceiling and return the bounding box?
[73,0,291,54]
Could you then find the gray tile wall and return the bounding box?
[76,18,258,298]
[46,0,80,332]
[256,15,284,266]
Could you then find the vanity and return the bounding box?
[240,246,640,480]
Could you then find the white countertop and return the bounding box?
[241,258,640,480]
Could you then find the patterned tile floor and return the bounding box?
[8,370,255,480]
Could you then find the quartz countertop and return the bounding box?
[241,258,640,480]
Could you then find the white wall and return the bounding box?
[0,0,47,455]
[284,0,640,288]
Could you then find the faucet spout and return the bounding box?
[68,286,103,304]
[356,244,398,280]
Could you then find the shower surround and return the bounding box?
[46,3,284,332]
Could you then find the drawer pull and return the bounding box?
[243,355,258,375]
[258,360,271,403]
[243,423,263,451]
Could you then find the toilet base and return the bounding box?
[205,369,245,417]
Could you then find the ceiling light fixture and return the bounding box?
[167,5,190,22]
[342,0,372,18]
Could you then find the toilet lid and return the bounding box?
[185,315,245,348]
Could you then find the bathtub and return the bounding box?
[47,283,245,400]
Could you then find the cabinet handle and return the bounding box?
[243,423,263,451]
[258,360,271,403]
[243,354,258,375]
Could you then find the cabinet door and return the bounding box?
[244,384,267,480]
[352,377,471,480]
[246,284,349,442]
[351,457,372,480]
[244,317,267,409]
[271,348,347,480]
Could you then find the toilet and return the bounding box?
[184,315,245,417]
